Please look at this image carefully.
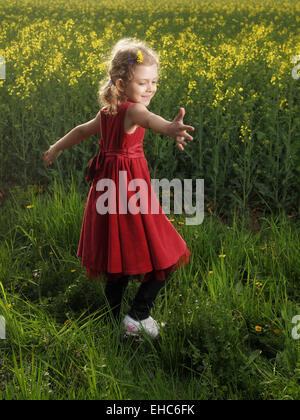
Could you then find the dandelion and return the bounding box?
[26,204,34,209]
[136,50,144,64]
[255,326,262,332]
[218,254,226,258]
[178,221,184,225]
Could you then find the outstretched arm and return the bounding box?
[43,111,101,166]
[127,103,194,150]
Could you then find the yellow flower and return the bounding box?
[178,221,184,225]
[26,204,34,209]
[209,270,213,275]
[136,50,143,64]
[279,98,287,109]
[255,326,262,332]
[70,269,76,272]
[168,218,175,222]
[273,329,280,335]
[218,254,226,258]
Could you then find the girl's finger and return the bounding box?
[183,125,195,131]
[184,132,193,141]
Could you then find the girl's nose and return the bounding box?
[146,85,152,92]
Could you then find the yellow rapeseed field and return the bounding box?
[0,0,300,214]
[1,0,299,109]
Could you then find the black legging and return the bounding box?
[104,274,170,321]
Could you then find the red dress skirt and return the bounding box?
[77,101,191,283]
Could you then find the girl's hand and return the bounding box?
[43,144,61,167]
[168,108,194,151]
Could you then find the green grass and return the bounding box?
[0,179,299,400]
[1,0,300,217]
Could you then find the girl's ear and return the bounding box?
[115,78,126,93]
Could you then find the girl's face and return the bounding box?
[122,64,158,106]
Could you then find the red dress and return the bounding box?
[77,101,191,283]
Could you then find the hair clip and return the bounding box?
[128,54,135,66]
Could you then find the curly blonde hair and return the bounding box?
[98,38,160,116]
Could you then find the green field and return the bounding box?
[0,181,299,399]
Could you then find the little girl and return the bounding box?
[43,38,194,339]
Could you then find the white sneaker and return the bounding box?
[123,314,160,339]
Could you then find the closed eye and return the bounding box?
[139,81,157,85]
